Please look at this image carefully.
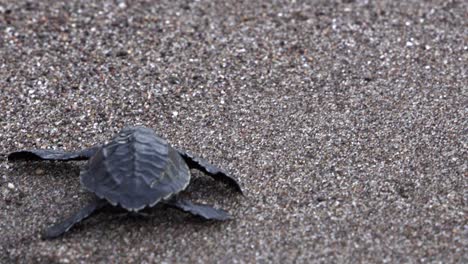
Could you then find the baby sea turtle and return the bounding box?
[8,126,242,239]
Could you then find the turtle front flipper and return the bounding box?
[176,149,243,194]
[42,198,107,239]
[164,198,232,220]
[8,146,101,162]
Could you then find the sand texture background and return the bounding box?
[0,0,466,263]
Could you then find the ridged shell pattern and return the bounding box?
[80,127,190,211]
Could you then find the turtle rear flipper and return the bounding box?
[177,150,243,194]
[42,198,107,239]
[8,146,101,161]
[165,198,232,221]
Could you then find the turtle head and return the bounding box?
[114,126,156,144]
[119,126,154,135]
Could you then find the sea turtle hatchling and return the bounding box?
[8,126,242,239]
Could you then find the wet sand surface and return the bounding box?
[0,0,466,263]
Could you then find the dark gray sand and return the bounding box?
[0,0,466,262]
